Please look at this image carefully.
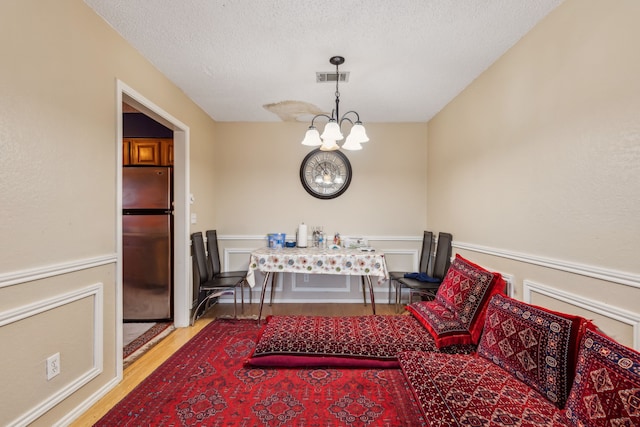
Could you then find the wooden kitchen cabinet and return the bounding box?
[124,138,173,166]
[123,139,131,165]
[130,139,161,165]
[160,139,173,166]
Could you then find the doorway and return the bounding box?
[116,80,191,377]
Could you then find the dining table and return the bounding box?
[246,246,389,321]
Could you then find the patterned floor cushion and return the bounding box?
[247,314,475,368]
[565,328,640,426]
[434,254,506,344]
[477,294,590,409]
[398,351,572,427]
[406,300,473,348]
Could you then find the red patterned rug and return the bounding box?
[96,319,426,426]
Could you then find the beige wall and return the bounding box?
[213,122,428,236]
[0,0,219,425]
[428,0,640,346]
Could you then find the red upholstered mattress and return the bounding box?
[247,314,475,368]
[398,351,571,427]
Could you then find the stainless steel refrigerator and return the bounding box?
[123,166,173,321]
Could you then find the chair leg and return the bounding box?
[191,289,234,326]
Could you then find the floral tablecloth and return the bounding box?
[246,247,388,287]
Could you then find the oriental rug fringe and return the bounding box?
[123,322,174,368]
[97,319,426,426]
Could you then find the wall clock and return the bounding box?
[300,149,352,199]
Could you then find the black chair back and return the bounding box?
[432,232,453,280]
[206,230,222,279]
[418,231,434,274]
[191,232,209,286]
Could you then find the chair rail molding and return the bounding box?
[453,241,640,289]
[0,254,117,289]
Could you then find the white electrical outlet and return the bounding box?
[46,352,60,380]
[303,273,309,283]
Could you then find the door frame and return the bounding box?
[116,80,191,374]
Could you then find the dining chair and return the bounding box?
[398,232,452,306]
[205,230,250,306]
[191,232,244,325]
[388,231,434,312]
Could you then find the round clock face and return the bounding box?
[300,149,352,199]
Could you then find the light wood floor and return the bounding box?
[70,302,400,426]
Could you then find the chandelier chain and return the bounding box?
[334,61,341,119]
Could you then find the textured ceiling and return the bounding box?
[85,0,563,123]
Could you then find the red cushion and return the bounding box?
[397,351,571,427]
[246,314,474,368]
[435,254,506,343]
[406,300,473,348]
[477,294,590,409]
[565,328,640,426]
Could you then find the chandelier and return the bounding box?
[301,56,369,151]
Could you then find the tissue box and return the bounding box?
[267,233,286,249]
[342,237,368,249]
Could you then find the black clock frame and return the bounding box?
[299,148,352,199]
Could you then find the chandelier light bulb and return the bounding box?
[349,123,369,143]
[301,127,322,146]
[341,139,363,151]
[320,120,344,141]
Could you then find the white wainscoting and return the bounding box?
[0,284,103,427]
[501,273,515,298]
[454,241,640,290]
[291,274,352,292]
[218,236,640,314]
[523,280,640,350]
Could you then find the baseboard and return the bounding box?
[52,375,121,427]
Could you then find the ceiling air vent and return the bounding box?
[316,71,349,83]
